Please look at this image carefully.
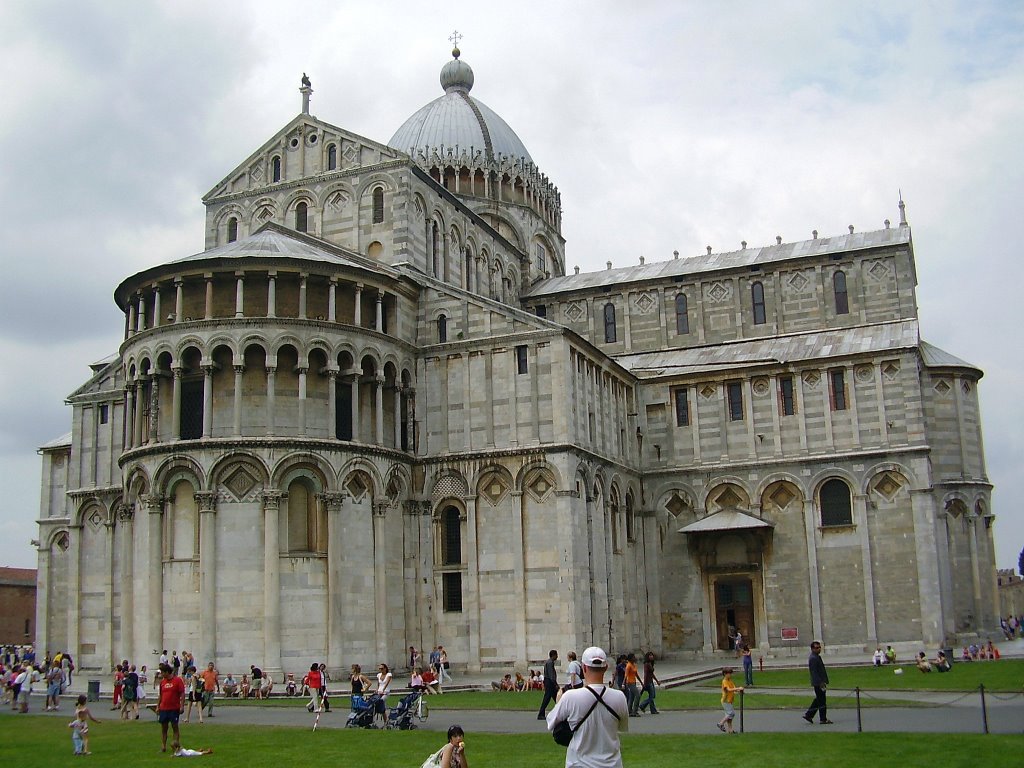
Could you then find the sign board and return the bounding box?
[781,627,799,641]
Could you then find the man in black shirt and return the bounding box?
[536,649,559,720]
[802,641,833,724]
[251,665,264,699]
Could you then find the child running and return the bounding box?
[716,666,744,734]
[69,694,100,755]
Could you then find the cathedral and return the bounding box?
[35,47,998,674]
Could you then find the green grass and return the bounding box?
[721,659,1024,693]
[2,716,1019,768]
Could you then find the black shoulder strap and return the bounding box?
[577,685,621,731]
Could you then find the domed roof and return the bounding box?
[388,48,533,164]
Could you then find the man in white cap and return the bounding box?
[546,646,628,768]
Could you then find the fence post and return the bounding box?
[979,684,989,735]
[855,686,862,733]
[739,689,744,733]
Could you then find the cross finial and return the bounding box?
[449,29,463,48]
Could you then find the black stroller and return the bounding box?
[385,690,425,730]
[345,693,385,728]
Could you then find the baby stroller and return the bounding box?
[345,693,385,728]
[385,690,425,730]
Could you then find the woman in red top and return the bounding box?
[111,664,124,710]
[157,664,186,753]
[305,663,322,712]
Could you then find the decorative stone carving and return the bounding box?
[706,281,732,303]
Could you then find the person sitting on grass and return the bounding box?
[915,652,932,673]
[933,651,951,672]
[222,674,237,697]
[884,646,897,665]
[421,667,440,695]
[172,741,213,757]
[514,672,527,692]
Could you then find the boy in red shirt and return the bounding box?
[157,664,186,753]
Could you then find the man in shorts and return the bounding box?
[716,667,743,733]
[199,662,219,717]
[157,663,186,753]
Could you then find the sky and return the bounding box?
[1,0,1022,573]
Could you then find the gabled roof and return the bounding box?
[617,319,920,378]
[203,113,403,202]
[678,507,775,534]
[527,226,911,297]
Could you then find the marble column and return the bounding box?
[328,279,337,322]
[125,384,136,449]
[299,273,308,319]
[204,274,213,319]
[267,272,277,317]
[373,502,389,663]
[327,370,338,439]
[171,368,183,441]
[117,505,135,661]
[232,365,244,436]
[234,271,245,317]
[392,384,402,449]
[350,370,360,442]
[152,286,161,328]
[354,283,363,326]
[196,491,217,664]
[128,302,137,336]
[323,492,345,670]
[297,367,308,435]
[262,491,283,675]
[133,379,145,447]
[265,367,276,436]
[144,494,165,655]
[137,294,147,332]
[375,293,383,331]
[202,365,214,438]
[374,375,384,445]
[174,278,183,323]
[147,374,160,444]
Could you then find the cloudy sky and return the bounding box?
[1,0,1022,573]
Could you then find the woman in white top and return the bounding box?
[376,663,393,701]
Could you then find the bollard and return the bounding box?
[855,686,862,732]
[739,689,744,733]
[980,684,989,735]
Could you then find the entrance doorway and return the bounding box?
[715,578,755,650]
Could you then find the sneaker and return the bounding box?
[821,719,835,725]
[716,723,726,732]
[802,715,814,724]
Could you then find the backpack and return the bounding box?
[419,745,446,768]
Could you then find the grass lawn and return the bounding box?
[2,715,1019,768]
[725,659,1024,693]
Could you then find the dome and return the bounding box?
[388,48,533,164]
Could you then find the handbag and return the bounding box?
[419,745,446,768]
[552,686,620,747]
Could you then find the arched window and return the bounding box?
[675,293,689,334]
[372,187,384,224]
[603,302,617,343]
[327,144,337,171]
[295,201,308,233]
[820,478,853,527]
[227,217,238,243]
[440,506,462,565]
[287,477,326,552]
[752,282,766,325]
[168,480,197,560]
[437,314,447,343]
[834,271,849,314]
[271,156,281,183]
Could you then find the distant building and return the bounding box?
[35,47,998,673]
[0,567,36,645]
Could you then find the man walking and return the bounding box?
[802,641,833,724]
[537,649,559,719]
[546,647,628,768]
[199,662,219,717]
[157,663,186,753]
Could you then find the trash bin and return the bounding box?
[87,680,101,702]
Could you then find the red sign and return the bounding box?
[781,627,799,640]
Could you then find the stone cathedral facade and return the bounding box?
[35,49,998,674]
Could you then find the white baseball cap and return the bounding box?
[581,647,608,668]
